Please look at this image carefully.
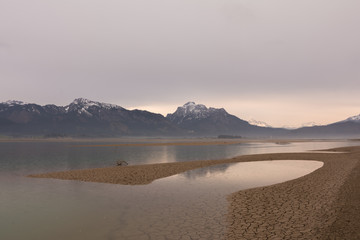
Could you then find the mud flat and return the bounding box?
[29,146,360,239]
[226,146,360,239]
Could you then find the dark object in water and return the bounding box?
[116,160,128,166]
[218,135,242,139]
[275,142,290,145]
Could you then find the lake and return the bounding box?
[0,139,358,239]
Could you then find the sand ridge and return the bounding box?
[27,148,353,186]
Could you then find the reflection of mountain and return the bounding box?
[181,164,230,179]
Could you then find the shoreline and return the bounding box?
[28,146,360,239]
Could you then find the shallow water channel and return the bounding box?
[1,160,323,240]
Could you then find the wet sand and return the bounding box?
[29,146,360,239]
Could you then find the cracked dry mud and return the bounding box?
[227,147,360,240]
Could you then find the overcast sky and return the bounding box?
[1,0,359,127]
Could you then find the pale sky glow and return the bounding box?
[1,0,359,127]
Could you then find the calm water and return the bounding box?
[0,140,358,239]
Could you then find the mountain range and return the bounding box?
[0,98,359,138]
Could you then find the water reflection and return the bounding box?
[1,140,358,176]
[181,164,230,179]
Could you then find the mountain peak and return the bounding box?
[166,102,251,134]
[248,119,272,128]
[65,98,122,116]
[71,98,92,105]
[167,102,231,125]
[2,100,27,106]
[184,101,196,106]
[179,102,208,114]
[344,114,360,122]
[68,98,121,110]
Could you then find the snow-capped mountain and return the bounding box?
[3,100,27,106]
[67,98,121,112]
[248,119,272,128]
[0,98,179,137]
[166,102,228,124]
[343,114,360,122]
[1,98,122,115]
[65,98,123,116]
[292,116,360,138]
[0,100,56,115]
[166,102,264,135]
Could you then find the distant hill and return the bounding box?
[293,113,360,138]
[0,99,359,138]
